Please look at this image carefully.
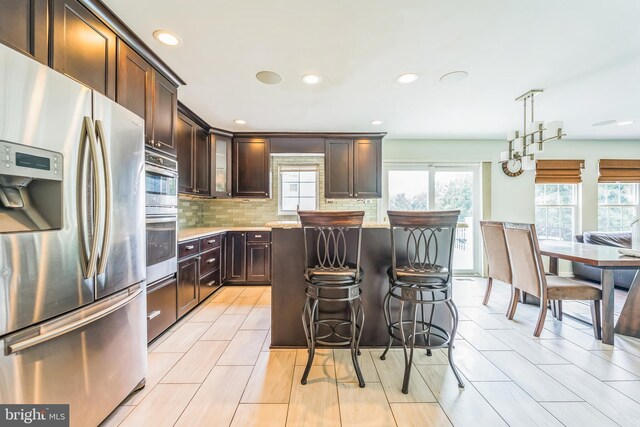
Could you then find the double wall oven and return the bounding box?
[145,152,178,285]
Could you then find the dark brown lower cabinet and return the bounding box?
[146,275,177,343]
[199,268,220,302]
[247,242,271,283]
[177,256,199,318]
[227,232,247,283]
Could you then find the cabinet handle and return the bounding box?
[207,239,215,244]
[185,245,195,250]
[150,139,154,145]
[228,193,231,196]
[147,310,161,320]
[254,234,262,238]
[207,258,216,264]
[355,193,358,197]
[350,193,353,197]
[206,280,217,287]
[265,244,268,248]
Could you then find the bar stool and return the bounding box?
[381,210,465,393]
[299,210,366,388]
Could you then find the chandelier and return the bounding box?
[500,89,565,171]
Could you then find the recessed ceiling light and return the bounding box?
[302,74,321,85]
[255,71,282,85]
[439,71,469,84]
[592,120,617,127]
[370,120,383,125]
[617,120,635,126]
[397,73,418,84]
[153,30,181,46]
[234,119,246,125]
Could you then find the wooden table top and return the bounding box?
[539,240,640,268]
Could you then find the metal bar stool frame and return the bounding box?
[381,210,465,393]
[299,210,366,388]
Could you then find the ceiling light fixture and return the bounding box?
[234,119,246,125]
[500,89,565,172]
[397,73,418,84]
[153,30,181,46]
[255,71,282,85]
[439,71,469,84]
[617,120,635,126]
[371,120,383,125]
[592,120,617,127]
[302,74,321,85]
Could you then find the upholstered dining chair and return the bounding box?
[480,221,513,308]
[503,222,602,338]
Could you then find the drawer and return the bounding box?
[199,234,221,251]
[199,268,220,302]
[247,231,271,242]
[199,246,220,276]
[146,276,177,343]
[178,239,199,260]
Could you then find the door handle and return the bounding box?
[95,120,112,275]
[147,310,161,320]
[77,116,100,279]
[7,287,142,354]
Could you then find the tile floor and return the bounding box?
[101,279,640,427]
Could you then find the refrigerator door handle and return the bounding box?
[6,287,143,355]
[77,116,100,279]
[95,120,112,275]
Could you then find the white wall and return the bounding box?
[382,138,640,275]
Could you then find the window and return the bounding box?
[535,184,578,241]
[598,183,639,232]
[278,166,318,214]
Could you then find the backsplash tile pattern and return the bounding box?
[178,155,378,228]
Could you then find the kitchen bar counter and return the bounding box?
[266,221,391,229]
[269,226,452,347]
[178,226,271,242]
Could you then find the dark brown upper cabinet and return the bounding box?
[194,128,210,194]
[233,138,271,198]
[117,40,153,143]
[0,0,48,64]
[353,138,382,198]
[51,0,117,99]
[211,133,232,198]
[117,50,178,157]
[177,112,209,196]
[325,138,382,199]
[152,72,178,156]
[325,139,354,198]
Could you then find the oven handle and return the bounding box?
[146,163,178,178]
[146,216,178,224]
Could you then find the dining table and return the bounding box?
[539,240,640,345]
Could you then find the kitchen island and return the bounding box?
[267,222,453,348]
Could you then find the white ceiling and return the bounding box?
[104,0,640,139]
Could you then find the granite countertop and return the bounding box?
[265,221,391,229]
[178,226,271,242]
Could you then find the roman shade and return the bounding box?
[598,159,640,183]
[535,160,585,184]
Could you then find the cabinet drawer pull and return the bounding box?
[206,280,217,287]
[185,245,195,250]
[207,239,216,244]
[147,310,161,320]
[254,234,262,238]
[207,258,216,264]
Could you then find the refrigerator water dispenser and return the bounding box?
[0,141,63,232]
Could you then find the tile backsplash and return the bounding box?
[178,155,378,228]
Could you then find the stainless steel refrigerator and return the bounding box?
[0,44,147,426]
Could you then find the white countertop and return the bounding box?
[178,226,271,242]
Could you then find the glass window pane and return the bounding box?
[535,185,545,204]
[282,182,299,197]
[281,197,299,211]
[558,185,574,204]
[298,171,316,182]
[544,185,559,205]
[388,170,429,211]
[281,172,300,183]
[299,182,316,197]
[298,198,316,210]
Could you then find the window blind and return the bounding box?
[535,160,584,184]
[598,159,640,183]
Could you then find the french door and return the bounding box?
[381,163,481,274]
